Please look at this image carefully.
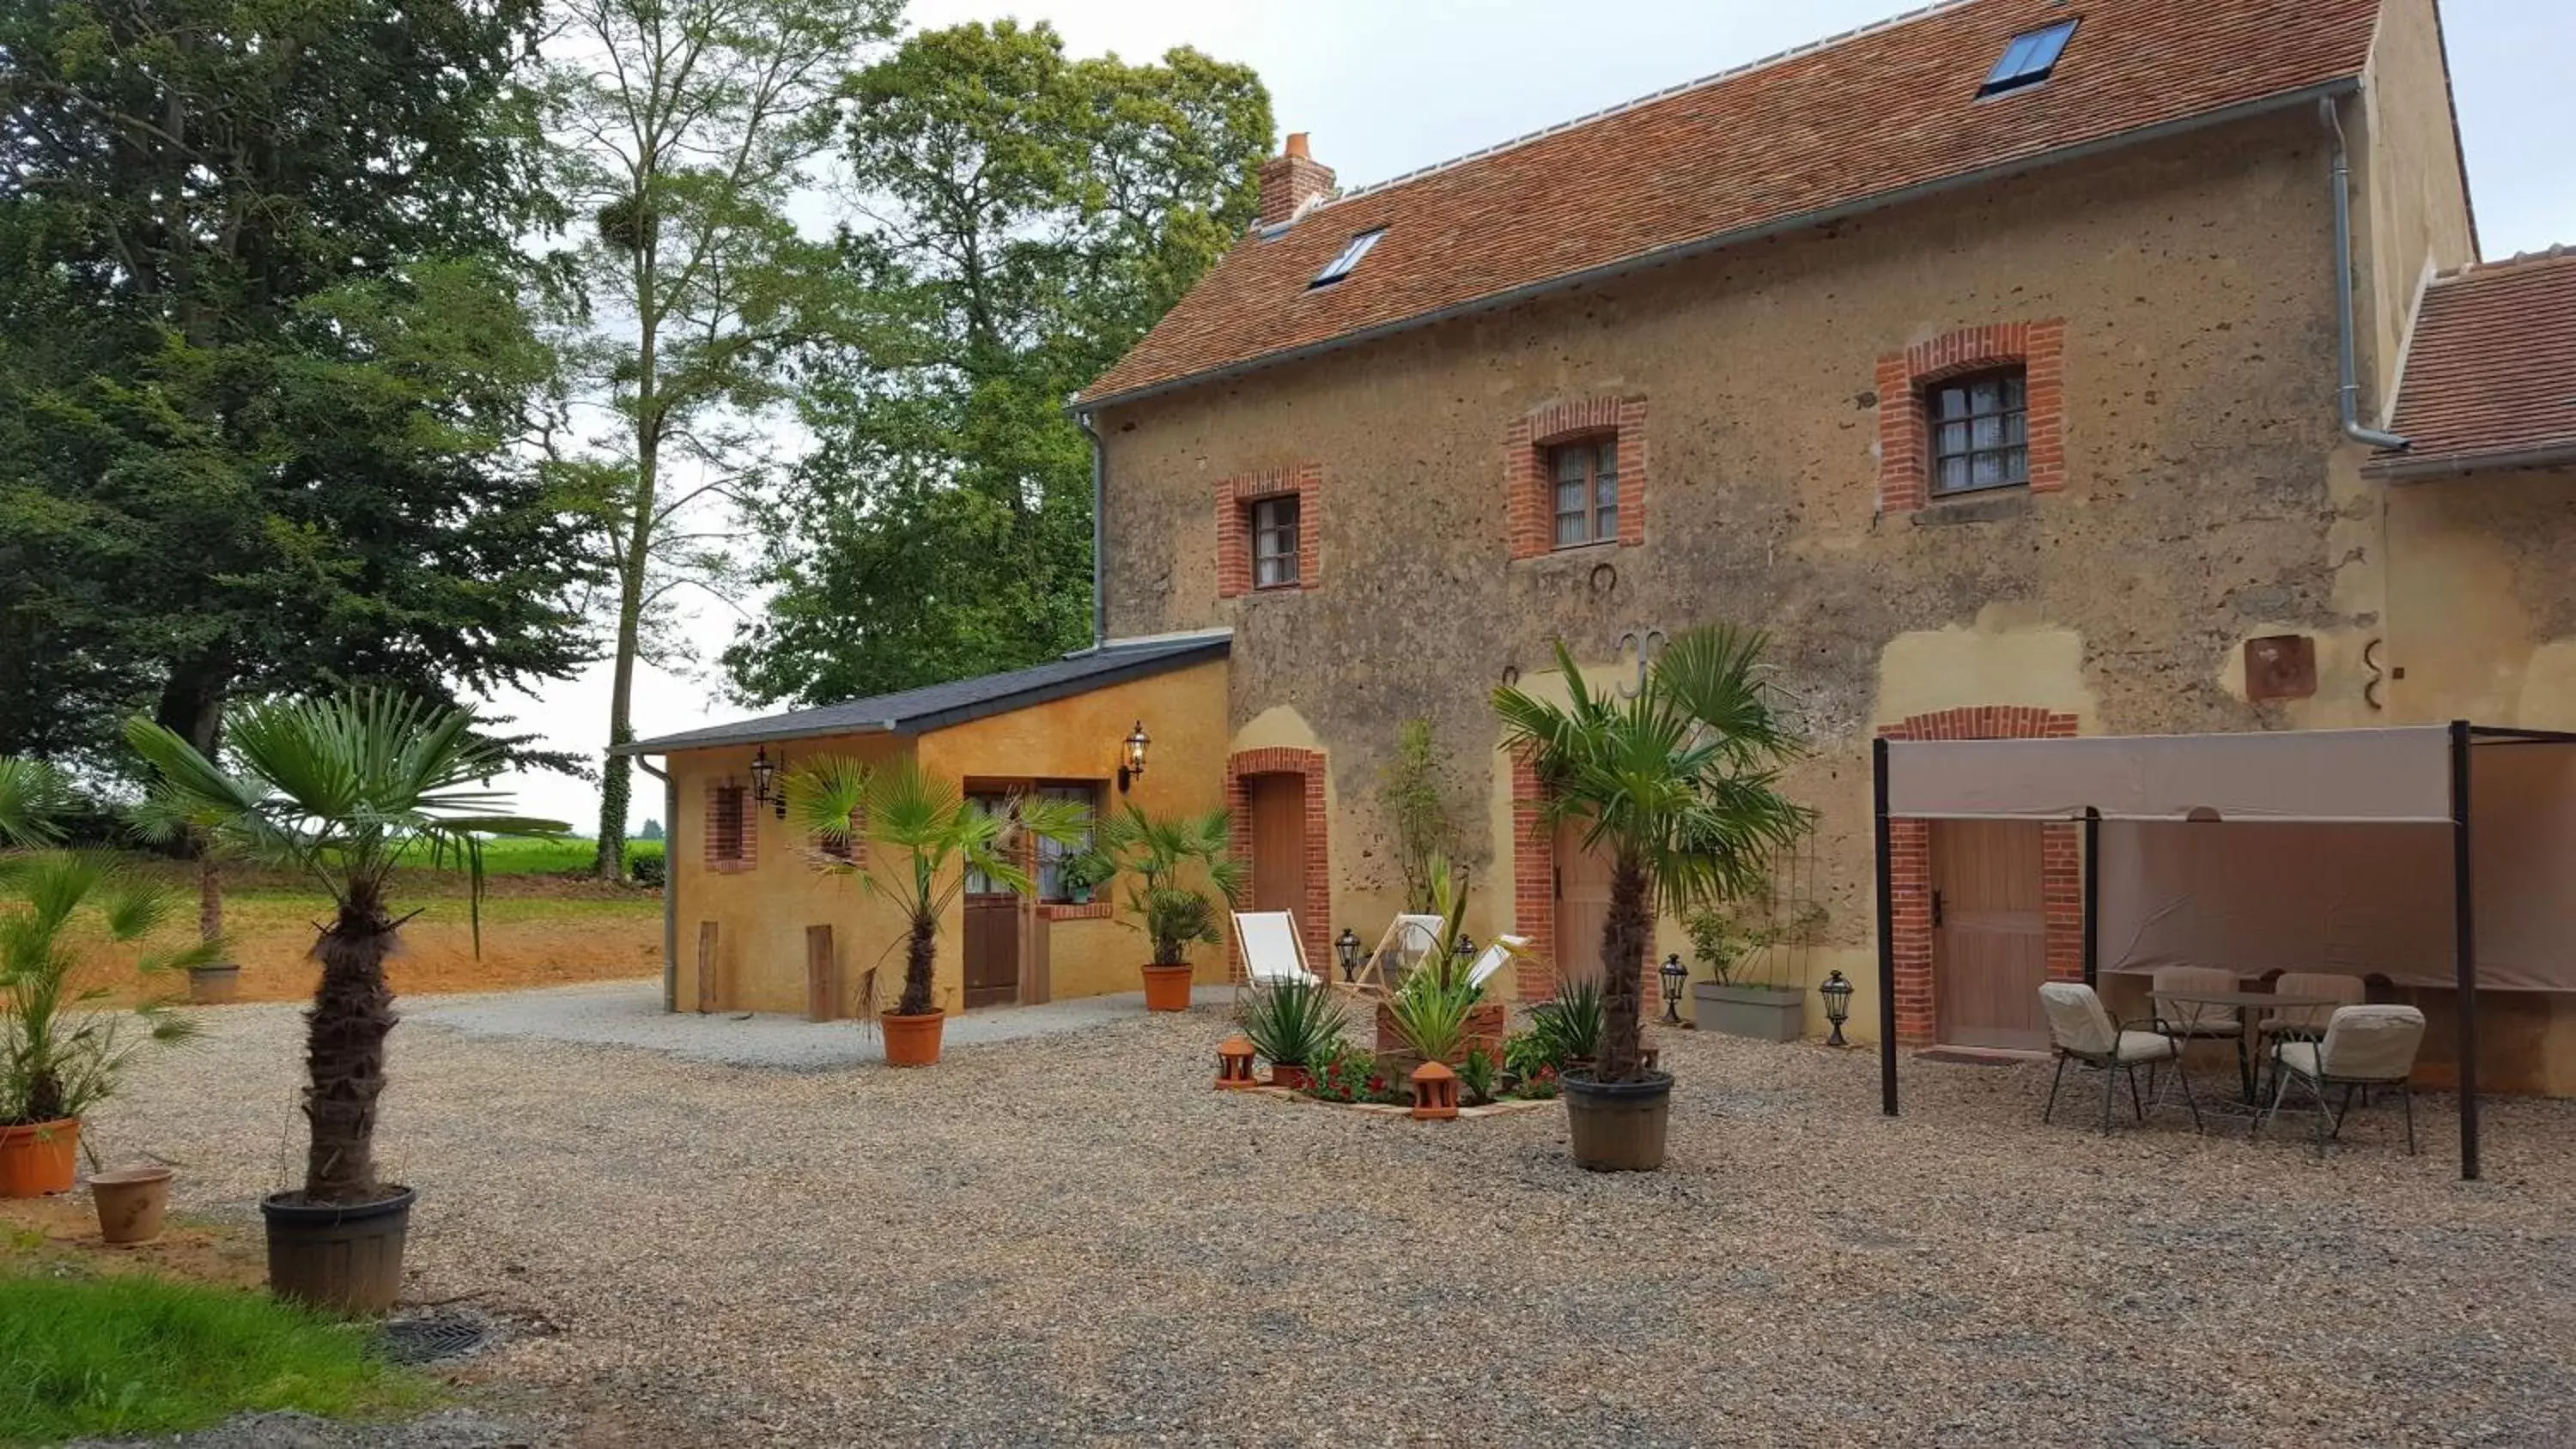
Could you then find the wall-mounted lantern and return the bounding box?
[1117,720,1151,793]
[749,745,778,803]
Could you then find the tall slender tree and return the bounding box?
[723,22,1271,707]
[541,0,899,880]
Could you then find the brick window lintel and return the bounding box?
[1877,320,2065,515]
[1506,397,1649,561]
[1216,463,1323,599]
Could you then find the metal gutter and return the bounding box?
[2321,98,2412,452]
[631,755,677,1013]
[1074,80,2362,415]
[2366,442,2576,482]
[1073,408,1108,649]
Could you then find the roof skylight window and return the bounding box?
[1310,227,1385,288]
[1979,19,2078,98]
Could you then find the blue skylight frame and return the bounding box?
[1310,227,1386,288]
[1980,19,2079,98]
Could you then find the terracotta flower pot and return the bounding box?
[0,1118,80,1197]
[1140,963,1194,1012]
[1268,1063,1313,1090]
[880,1009,946,1067]
[90,1165,173,1245]
[187,963,241,1005]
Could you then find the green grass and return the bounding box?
[0,1273,431,1445]
[473,834,664,876]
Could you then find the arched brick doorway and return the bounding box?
[1225,749,1330,981]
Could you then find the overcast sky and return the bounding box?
[490,0,2576,837]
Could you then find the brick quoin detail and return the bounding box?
[1215,463,1322,601]
[1225,748,1330,982]
[1504,397,1648,561]
[1876,319,2065,514]
[702,778,756,875]
[1507,751,1659,1014]
[1879,706,2081,1047]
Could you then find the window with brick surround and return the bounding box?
[1928,368,2029,496]
[1251,495,1300,587]
[1549,437,1619,548]
[1876,320,2064,515]
[708,783,750,870]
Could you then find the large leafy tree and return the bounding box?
[723,22,1271,707]
[1494,627,1815,1082]
[0,1,592,773]
[540,0,901,880]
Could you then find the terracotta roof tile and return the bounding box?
[2376,249,2576,476]
[1081,0,2382,406]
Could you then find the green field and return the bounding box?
[473,834,665,876]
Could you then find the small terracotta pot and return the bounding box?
[0,1118,80,1197]
[89,1165,173,1245]
[880,1009,946,1067]
[187,963,241,1005]
[1268,1063,1313,1091]
[1139,963,1194,1012]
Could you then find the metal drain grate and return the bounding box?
[380,1309,494,1365]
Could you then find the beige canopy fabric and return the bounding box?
[1886,727,2576,992]
[1885,727,2456,822]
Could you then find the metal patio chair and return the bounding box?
[2255,1004,2426,1158]
[2039,982,2203,1136]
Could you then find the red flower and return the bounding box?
[1367,1076,1385,1091]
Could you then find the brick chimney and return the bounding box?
[1257,132,1335,228]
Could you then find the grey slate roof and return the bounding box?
[619,634,1230,755]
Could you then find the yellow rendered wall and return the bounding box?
[668,732,909,1018]
[915,658,1232,999]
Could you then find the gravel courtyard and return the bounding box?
[88,985,2576,1447]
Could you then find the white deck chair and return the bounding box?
[1463,934,1531,994]
[1230,911,1318,1008]
[1355,913,1446,995]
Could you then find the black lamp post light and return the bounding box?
[1659,952,1687,1025]
[1452,931,1476,972]
[1820,969,1855,1046]
[1335,927,1362,984]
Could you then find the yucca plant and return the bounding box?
[1238,977,1348,1069]
[126,691,564,1206]
[791,756,1091,1016]
[1097,806,1244,967]
[1528,974,1606,1069]
[1496,625,1813,1083]
[1378,852,1513,1063]
[2,854,213,1131]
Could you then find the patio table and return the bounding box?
[2150,988,2333,1109]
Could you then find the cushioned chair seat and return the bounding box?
[2116,1030,2182,1064]
[2272,1040,2322,1078]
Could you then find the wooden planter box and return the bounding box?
[1376,1000,1507,1063]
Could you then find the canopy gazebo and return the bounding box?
[1871,721,2576,1179]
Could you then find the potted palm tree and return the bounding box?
[1097,806,1243,1012]
[1,853,210,1197]
[791,757,1089,1064]
[1495,626,1812,1171]
[126,691,565,1313]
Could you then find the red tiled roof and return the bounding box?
[1080,0,2383,406]
[2375,250,2576,476]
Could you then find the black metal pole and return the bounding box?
[2081,807,2101,989]
[2450,719,2481,1182]
[1874,737,1899,1118]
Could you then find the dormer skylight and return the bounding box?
[1310,228,1385,288]
[1979,19,2078,98]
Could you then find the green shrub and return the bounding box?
[0,1273,428,1441]
[1306,1041,1405,1105]
[1528,976,1606,1068]
[1238,978,1347,1069]
[1455,1044,1498,1105]
[629,851,666,888]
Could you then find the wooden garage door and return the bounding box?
[1932,819,2049,1051]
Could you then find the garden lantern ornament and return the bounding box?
[1820,969,1855,1046]
[1335,927,1362,983]
[1660,952,1687,1024]
[1118,720,1151,792]
[1215,1034,1258,1090]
